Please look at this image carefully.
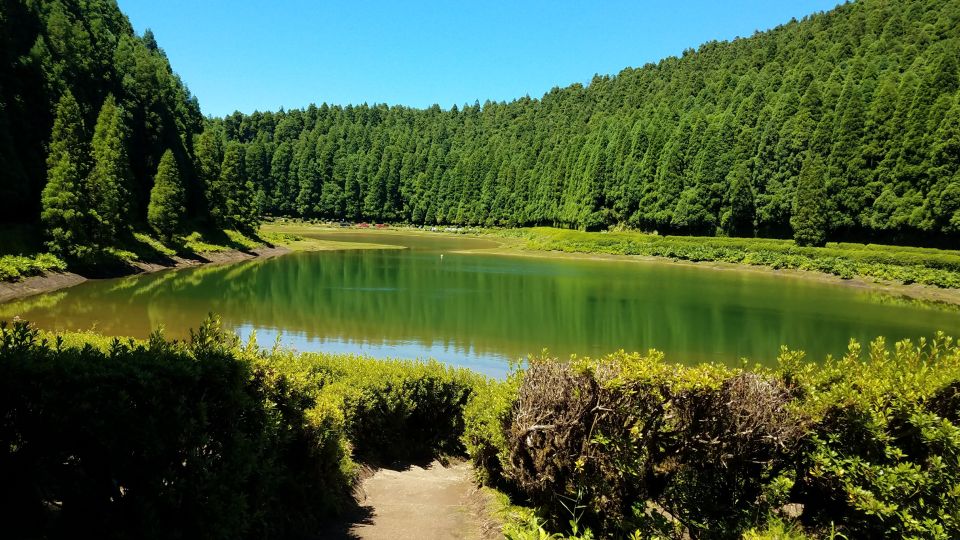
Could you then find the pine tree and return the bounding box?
[41,91,90,261]
[792,154,829,247]
[87,94,131,245]
[195,126,225,223]
[219,141,258,231]
[269,142,294,214]
[722,162,756,237]
[147,150,186,241]
[245,141,268,214]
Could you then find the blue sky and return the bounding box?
[117,0,841,117]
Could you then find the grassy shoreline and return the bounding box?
[495,227,960,289]
[11,220,960,300]
[262,222,960,306]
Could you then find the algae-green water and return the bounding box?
[3,231,959,377]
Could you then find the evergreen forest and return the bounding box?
[2,0,960,261]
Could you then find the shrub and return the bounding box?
[787,336,960,539]
[488,352,806,536]
[273,351,485,463]
[474,335,960,539]
[0,253,67,281]
[0,318,351,539]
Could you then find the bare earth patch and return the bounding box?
[327,460,499,540]
[0,271,87,304]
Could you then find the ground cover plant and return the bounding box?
[4,316,959,538]
[499,227,960,289]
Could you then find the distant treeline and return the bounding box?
[2,0,959,259]
[211,0,960,246]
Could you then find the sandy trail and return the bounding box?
[324,460,495,540]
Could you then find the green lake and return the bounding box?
[3,231,959,377]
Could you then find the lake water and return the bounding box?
[2,231,959,377]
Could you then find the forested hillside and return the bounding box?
[211,0,960,246]
[0,0,212,262]
[2,0,959,257]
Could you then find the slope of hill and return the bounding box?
[1,0,958,264]
[0,0,204,227]
[214,0,960,246]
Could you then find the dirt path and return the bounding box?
[326,461,498,540]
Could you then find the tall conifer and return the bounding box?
[41,91,89,261]
[792,154,829,247]
[87,94,131,244]
[148,150,186,240]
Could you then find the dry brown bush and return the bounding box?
[501,358,807,535]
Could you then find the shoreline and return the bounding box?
[461,244,960,308]
[6,224,959,310]
[0,246,290,305]
[266,223,960,307]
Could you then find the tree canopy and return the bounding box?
[5,0,960,250]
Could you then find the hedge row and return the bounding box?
[0,318,482,539]
[6,314,959,538]
[465,335,960,539]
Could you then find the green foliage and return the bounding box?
[471,334,960,539]
[4,318,960,538]
[2,0,202,227]
[147,149,186,240]
[214,142,260,233]
[268,350,484,463]
[40,90,90,262]
[9,0,960,272]
[503,227,960,288]
[0,317,489,537]
[786,335,960,539]
[0,253,66,281]
[179,229,262,254]
[723,162,756,237]
[87,94,132,245]
[0,317,351,539]
[463,363,524,486]
[205,0,960,247]
[792,154,828,247]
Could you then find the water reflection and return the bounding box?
[2,233,959,376]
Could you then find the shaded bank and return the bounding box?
[0,246,289,304]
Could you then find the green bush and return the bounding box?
[0,253,67,281]
[0,317,351,539]
[463,364,523,487]
[270,350,484,463]
[0,318,485,539]
[473,335,960,539]
[786,336,960,539]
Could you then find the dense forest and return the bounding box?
[2,0,959,260]
[0,0,220,263]
[209,0,960,246]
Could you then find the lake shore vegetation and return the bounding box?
[3,318,959,538]
[496,227,960,289]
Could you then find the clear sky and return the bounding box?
[116,0,841,117]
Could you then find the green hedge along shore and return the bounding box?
[495,227,960,289]
[2,318,960,539]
